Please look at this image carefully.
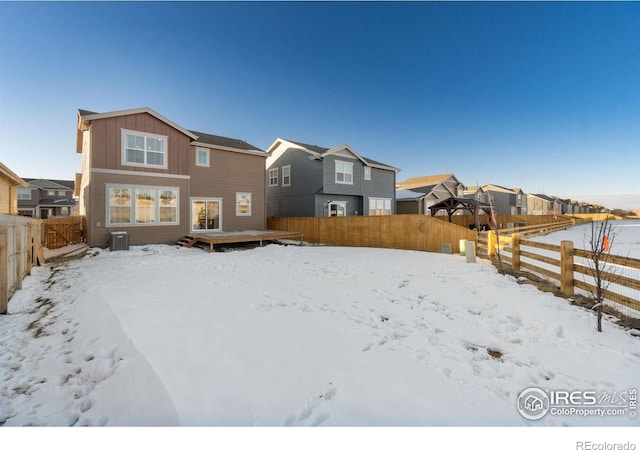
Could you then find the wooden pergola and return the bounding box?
[429,197,493,222]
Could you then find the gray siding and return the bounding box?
[267,148,323,217]
[315,194,363,217]
[362,167,396,214]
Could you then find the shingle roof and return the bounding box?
[189,130,264,152]
[283,139,398,171]
[396,174,455,190]
[23,179,74,190]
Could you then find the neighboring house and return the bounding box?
[570,201,581,214]
[395,174,464,216]
[77,107,266,247]
[481,184,527,215]
[462,185,487,204]
[265,138,399,217]
[527,194,560,215]
[0,162,28,215]
[18,178,77,218]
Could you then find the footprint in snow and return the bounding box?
[283,385,336,426]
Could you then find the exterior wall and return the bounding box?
[362,167,396,215]
[85,171,190,247]
[322,154,365,196]
[266,147,323,217]
[189,146,266,231]
[527,196,552,215]
[396,200,420,215]
[88,112,191,175]
[0,180,12,214]
[314,194,363,217]
[486,191,512,215]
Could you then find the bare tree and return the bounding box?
[584,217,620,332]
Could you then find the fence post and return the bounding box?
[560,240,574,297]
[0,225,8,314]
[512,233,520,271]
[487,230,496,256]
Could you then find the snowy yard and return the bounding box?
[1,242,639,430]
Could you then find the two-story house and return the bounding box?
[527,193,560,216]
[481,184,527,215]
[0,162,28,215]
[18,179,76,218]
[395,174,464,215]
[265,138,398,217]
[77,107,266,247]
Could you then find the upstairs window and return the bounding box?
[18,188,32,200]
[282,165,291,187]
[196,148,210,167]
[268,168,279,187]
[335,160,353,184]
[364,166,371,181]
[122,129,168,169]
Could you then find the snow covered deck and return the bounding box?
[185,230,304,251]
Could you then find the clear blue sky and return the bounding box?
[1,1,638,209]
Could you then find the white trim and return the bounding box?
[266,138,319,169]
[91,168,190,180]
[268,167,279,187]
[282,165,291,187]
[364,166,371,181]
[236,192,252,217]
[121,129,169,170]
[105,184,180,227]
[327,200,347,217]
[191,197,223,233]
[195,147,210,167]
[368,197,392,216]
[81,107,198,140]
[192,142,266,157]
[334,160,354,185]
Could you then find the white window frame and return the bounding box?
[121,129,168,170]
[196,147,210,167]
[368,197,391,216]
[327,200,347,217]
[106,184,179,227]
[282,165,291,187]
[17,188,31,200]
[335,160,353,185]
[191,197,222,232]
[236,192,252,216]
[363,166,371,181]
[268,167,279,187]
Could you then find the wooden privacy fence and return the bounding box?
[0,214,42,314]
[482,231,640,314]
[267,214,477,253]
[41,216,86,249]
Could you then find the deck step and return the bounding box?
[177,236,199,248]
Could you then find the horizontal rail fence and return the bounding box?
[482,230,640,315]
[0,214,42,314]
[41,216,86,250]
[267,215,477,253]
[476,218,589,257]
[435,214,576,230]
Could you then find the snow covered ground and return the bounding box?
[1,240,639,445]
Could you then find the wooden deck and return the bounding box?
[182,230,304,251]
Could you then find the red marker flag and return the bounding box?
[603,234,610,252]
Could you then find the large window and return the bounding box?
[192,199,221,232]
[282,165,291,187]
[335,160,353,184]
[107,185,178,226]
[236,192,252,216]
[122,129,168,169]
[268,168,279,187]
[369,197,391,216]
